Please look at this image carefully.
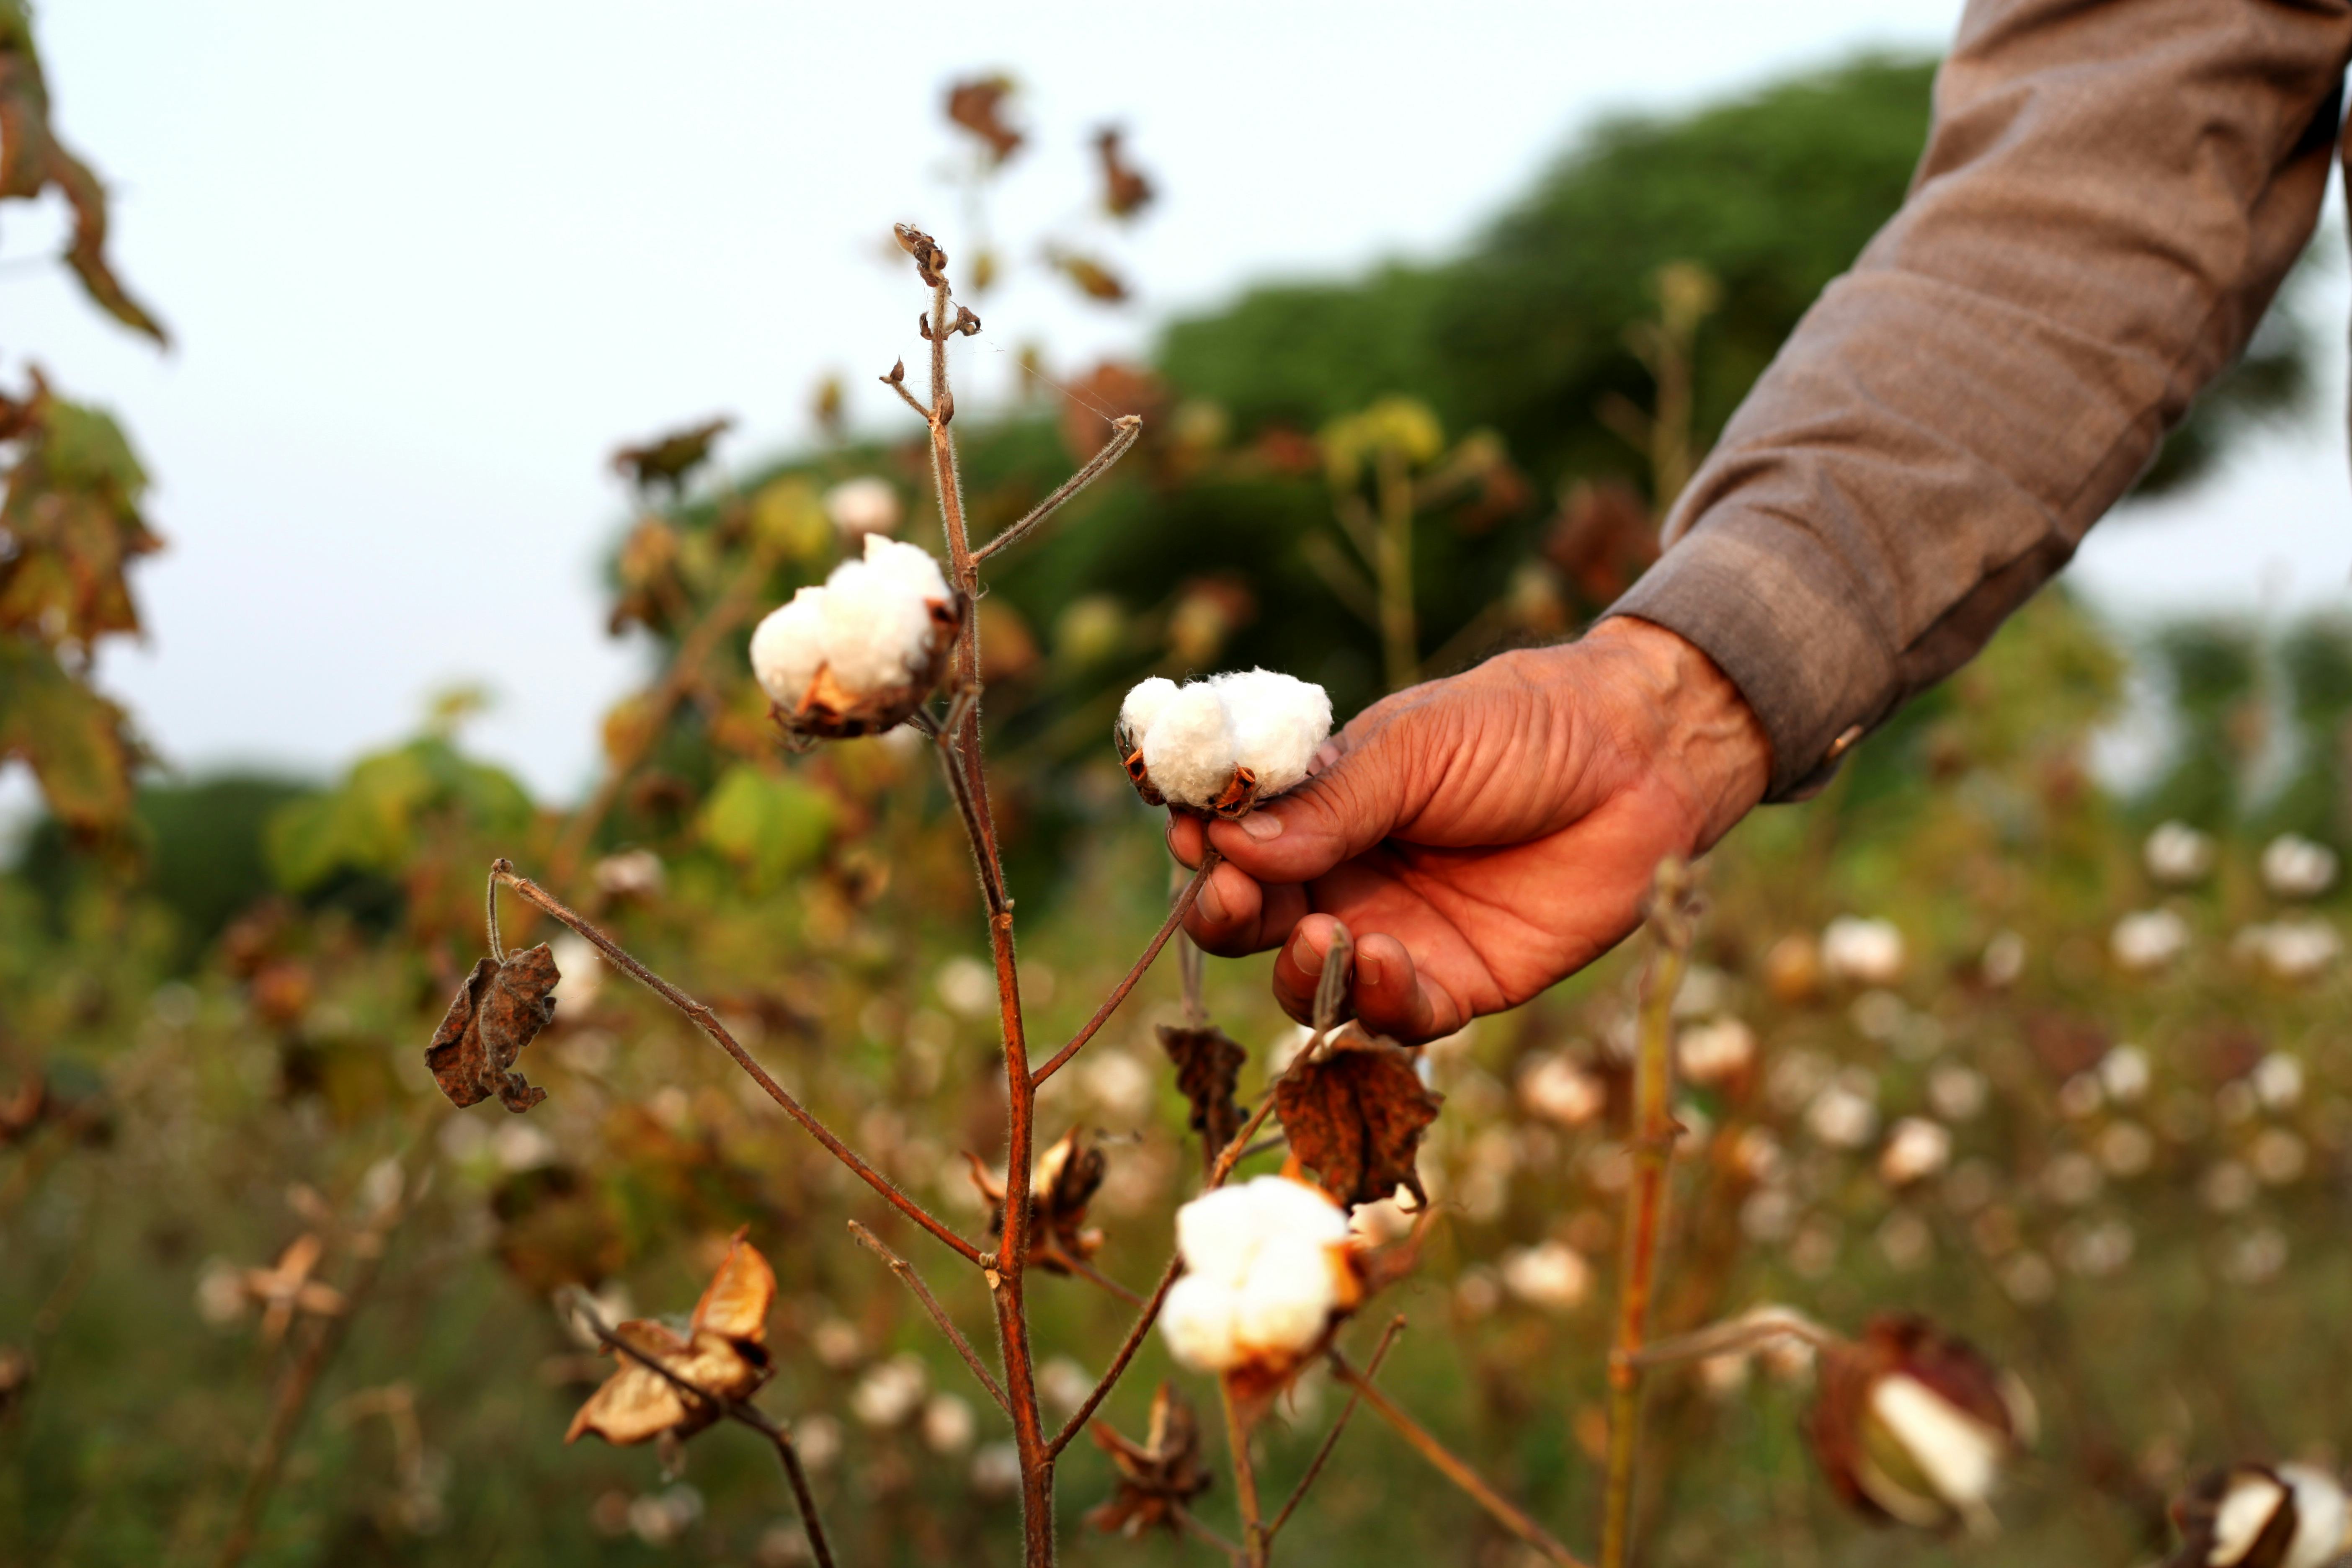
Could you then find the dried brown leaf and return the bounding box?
[610,417,731,496]
[1093,127,1155,219]
[1274,1026,1442,1208]
[424,945,559,1113]
[945,75,1024,164]
[1156,1023,1246,1155]
[1086,1381,1211,1537]
[567,1231,776,1447]
[1047,248,1130,304]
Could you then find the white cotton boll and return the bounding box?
[1879,1117,1951,1187]
[1159,1275,1241,1371]
[2262,834,2339,900]
[823,476,902,540]
[1117,677,1179,749]
[858,534,951,603]
[2111,908,2189,972]
[1243,1173,1352,1249]
[1217,670,1333,797]
[1140,683,1240,807]
[1500,1240,1592,1313]
[1807,1082,1879,1150]
[1173,1183,1268,1285]
[1822,917,1905,985]
[2145,820,2216,885]
[1869,1375,2005,1507]
[1233,1246,1342,1356]
[2277,1465,2351,1568]
[750,591,828,707]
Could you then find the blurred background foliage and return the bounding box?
[7,28,2352,1568]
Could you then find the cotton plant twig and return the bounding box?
[1221,1376,1269,1568]
[1055,1251,1146,1308]
[562,1290,836,1568]
[489,861,983,1267]
[1328,1353,1589,1568]
[1173,1503,1246,1562]
[1045,1253,1184,1459]
[1265,1316,1406,1539]
[970,413,1142,562]
[1030,851,1219,1085]
[1599,856,1698,1568]
[848,1220,1008,1412]
[1630,1305,1841,1370]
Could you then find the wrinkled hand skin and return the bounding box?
[424,944,560,1112]
[1170,619,1771,1042]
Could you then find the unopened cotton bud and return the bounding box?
[2261,834,2339,900]
[1159,1176,1355,1374]
[1821,918,1904,986]
[750,535,959,738]
[1808,1315,2032,1534]
[1116,670,1331,817]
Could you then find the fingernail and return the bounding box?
[1308,742,1341,776]
[1291,930,1323,974]
[1357,948,1383,987]
[1238,812,1284,842]
[1199,877,1229,925]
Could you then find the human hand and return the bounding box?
[1166,618,1771,1040]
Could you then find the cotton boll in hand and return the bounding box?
[1116,670,1332,817]
[749,536,960,739]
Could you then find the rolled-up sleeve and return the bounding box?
[1608,0,2352,799]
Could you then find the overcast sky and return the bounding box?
[6,0,2346,810]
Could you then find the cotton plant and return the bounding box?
[749,533,963,738]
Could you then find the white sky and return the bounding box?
[6,0,2346,809]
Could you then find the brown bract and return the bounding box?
[567,1231,776,1447]
[1275,1024,1443,1209]
[967,1126,1106,1274]
[1114,727,1259,820]
[1807,1313,2030,1532]
[1087,1381,1212,1538]
[769,593,964,742]
[1156,1023,1247,1157]
[424,944,560,1113]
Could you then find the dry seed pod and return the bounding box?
[750,535,964,739]
[1806,1313,2033,1534]
[567,1231,776,1447]
[1116,671,1330,818]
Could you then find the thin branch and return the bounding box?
[1267,1316,1406,1538]
[1031,851,1219,1085]
[1046,1253,1183,1458]
[1630,1306,1842,1371]
[1599,856,1696,1568]
[971,414,1142,563]
[1221,1375,1267,1568]
[848,1220,1008,1412]
[567,1294,836,1568]
[1172,1503,1246,1562]
[489,860,983,1266]
[1329,1354,1588,1568]
[934,730,1010,915]
[883,368,931,421]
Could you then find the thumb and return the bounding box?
[1202,691,1442,883]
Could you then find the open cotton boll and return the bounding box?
[748,535,957,738]
[1160,1176,1355,1373]
[1117,668,1333,817]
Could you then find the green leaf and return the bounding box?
[267,737,534,891]
[696,764,836,887]
[0,635,137,834]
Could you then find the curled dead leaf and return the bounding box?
[1156,1024,1247,1157]
[1274,1024,1442,1209]
[1087,1381,1211,1537]
[1093,127,1155,219]
[1047,248,1130,304]
[567,1230,776,1447]
[610,417,731,497]
[945,75,1023,164]
[424,945,559,1113]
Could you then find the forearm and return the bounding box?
[1611,0,2352,799]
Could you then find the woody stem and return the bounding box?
[1220,1375,1268,1568]
[1599,857,1694,1568]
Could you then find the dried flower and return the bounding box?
[2169,1463,2351,1568]
[1158,1176,1357,1374]
[1116,671,1331,817]
[750,536,960,738]
[1808,1315,2034,1534]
